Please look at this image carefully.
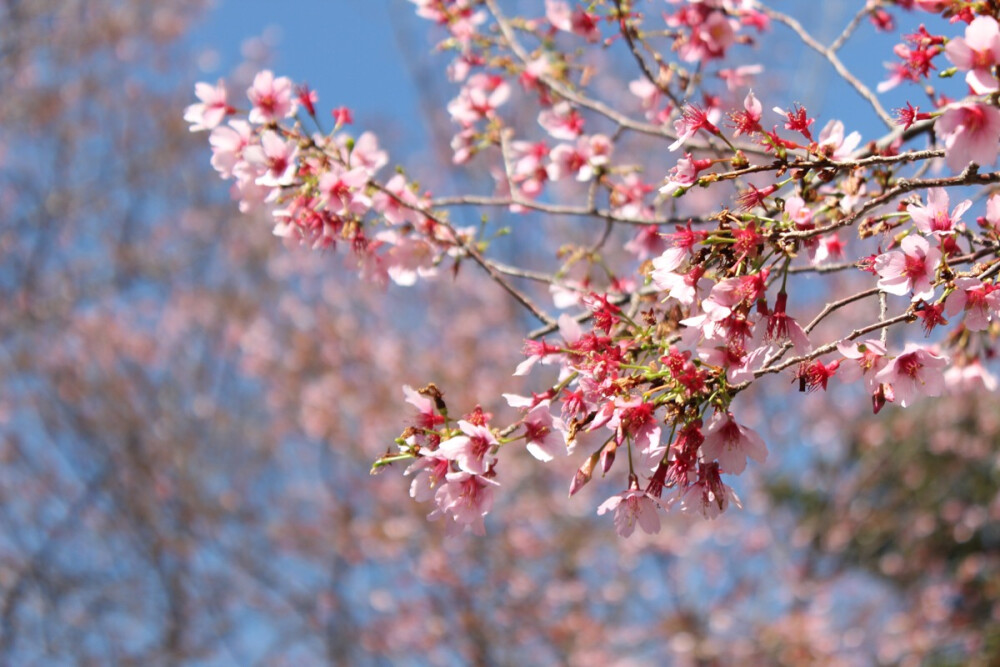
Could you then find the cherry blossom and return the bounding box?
[209,120,252,178]
[816,119,861,160]
[538,102,585,141]
[448,73,510,125]
[717,64,763,91]
[438,420,499,476]
[838,339,889,394]
[761,291,811,354]
[247,70,296,124]
[317,164,371,216]
[935,102,1000,172]
[344,131,389,174]
[669,104,721,151]
[944,15,1000,94]
[944,360,998,392]
[680,11,736,63]
[944,277,1000,331]
[187,3,1000,546]
[405,453,451,502]
[244,130,298,187]
[597,487,662,538]
[874,234,942,301]
[521,401,568,462]
[700,411,768,475]
[677,463,741,520]
[659,154,714,195]
[628,78,669,123]
[545,0,601,42]
[907,188,971,236]
[875,344,949,408]
[184,80,231,132]
[624,225,666,261]
[429,471,498,536]
[547,134,611,182]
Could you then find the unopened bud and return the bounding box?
[599,440,618,474]
[569,451,600,497]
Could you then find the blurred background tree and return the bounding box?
[0,1,996,665]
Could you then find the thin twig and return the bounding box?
[783,166,1000,241]
[759,3,895,129]
[828,2,871,53]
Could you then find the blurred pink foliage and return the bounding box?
[0,0,998,664]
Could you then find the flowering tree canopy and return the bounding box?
[7,0,1000,663]
[187,0,1000,541]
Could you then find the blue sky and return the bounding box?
[188,1,432,143]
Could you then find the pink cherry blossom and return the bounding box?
[521,401,568,463]
[404,453,451,502]
[650,246,687,288]
[816,119,861,160]
[907,188,971,236]
[628,78,668,122]
[624,225,666,261]
[697,342,768,385]
[944,360,998,392]
[402,384,444,431]
[944,16,1000,94]
[519,55,553,91]
[597,488,662,538]
[230,162,272,213]
[437,420,499,476]
[700,411,768,475]
[606,399,664,471]
[514,312,581,376]
[375,230,438,286]
[944,277,1000,331]
[877,60,914,93]
[344,131,389,175]
[698,276,742,324]
[679,11,735,63]
[509,140,549,178]
[247,70,296,124]
[610,174,655,220]
[450,128,477,164]
[935,102,1000,172]
[669,104,721,151]
[545,0,600,42]
[447,74,510,126]
[717,64,763,91]
[538,102,585,141]
[837,339,889,394]
[659,153,713,195]
[547,135,610,182]
[874,343,948,408]
[372,174,423,226]
[655,265,706,306]
[244,130,298,188]
[677,463,741,520]
[184,80,231,132]
[984,193,1000,233]
[209,120,252,178]
[318,165,371,216]
[874,234,942,301]
[429,471,498,536]
[761,292,811,354]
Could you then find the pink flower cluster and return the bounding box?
[190,0,1000,540]
[186,71,463,288]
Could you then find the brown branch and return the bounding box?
[611,0,683,109]
[782,166,1000,241]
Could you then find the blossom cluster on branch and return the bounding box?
[187,0,1000,537]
